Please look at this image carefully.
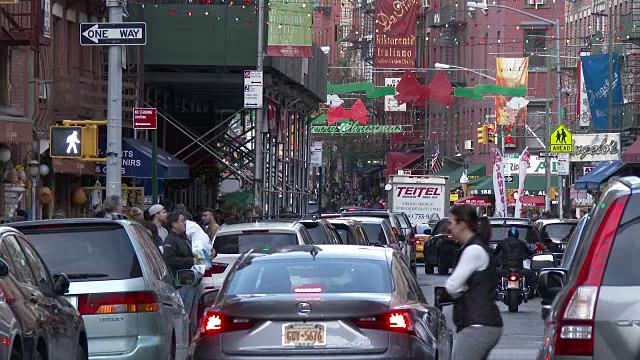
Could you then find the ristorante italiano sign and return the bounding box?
[312,124,405,134]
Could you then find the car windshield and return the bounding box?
[227,258,392,294]
[490,225,540,244]
[360,223,389,245]
[213,233,298,254]
[542,223,578,241]
[19,224,143,282]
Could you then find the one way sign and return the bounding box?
[80,22,146,46]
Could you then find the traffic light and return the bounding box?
[50,125,99,159]
[550,188,557,200]
[486,124,496,144]
[477,125,487,145]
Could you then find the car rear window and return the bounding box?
[18,224,142,282]
[602,194,640,286]
[541,223,578,241]
[360,223,388,245]
[302,224,329,244]
[213,233,298,254]
[227,258,392,295]
[490,225,540,244]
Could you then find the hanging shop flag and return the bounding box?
[576,59,592,128]
[267,0,313,57]
[514,147,530,218]
[374,0,417,68]
[580,53,623,130]
[492,149,507,217]
[495,57,529,126]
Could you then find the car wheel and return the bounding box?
[10,347,20,360]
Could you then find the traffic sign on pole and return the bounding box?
[133,108,157,129]
[550,124,573,153]
[244,70,263,108]
[80,22,146,46]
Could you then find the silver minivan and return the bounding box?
[12,219,191,360]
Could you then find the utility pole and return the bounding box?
[607,4,613,130]
[254,0,265,213]
[545,56,552,212]
[555,19,563,218]
[105,0,124,198]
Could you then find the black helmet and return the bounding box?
[508,227,519,238]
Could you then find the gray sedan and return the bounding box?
[191,245,453,360]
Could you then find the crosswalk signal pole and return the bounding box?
[105,0,124,198]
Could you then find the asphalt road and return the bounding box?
[417,265,544,360]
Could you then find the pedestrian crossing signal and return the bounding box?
[49,125,98,159]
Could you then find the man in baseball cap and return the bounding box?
[148,204,168,242]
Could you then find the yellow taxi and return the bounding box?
[414,224,432,262]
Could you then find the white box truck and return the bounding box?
[387,175,450,226]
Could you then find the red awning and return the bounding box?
[385,152,424,178]
[507,195,545,207]
[623,137,640,162]
[454,196,492,206]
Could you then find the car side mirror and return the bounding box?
[0,260,9,278]
[531,254,555,271]
[537,268,567,301]
[434,286,454,310]
[52,273,70,296]
[176,269,198,287]
[423,229,432,236]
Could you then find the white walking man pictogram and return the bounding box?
[66,131,81,154]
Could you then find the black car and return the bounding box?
[192,245,453,359]
[298,219,343,244]
[0,227,88,360]
[424,218,460,275]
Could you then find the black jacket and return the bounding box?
[453,236,503,332]
[494,236,534,269]
[163,232,193,278]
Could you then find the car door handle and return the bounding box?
[162,302,176,308]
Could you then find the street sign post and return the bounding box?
[133,108,157,129]
[244,70,263,108]
[80,22,146,46]
[550,124,573,153]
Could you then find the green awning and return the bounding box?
[219,191,254,207]
[469,175,559,195]
[435,163,486,188]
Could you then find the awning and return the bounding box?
[219,191,254,206]
[623,137,640,162]
[354,165,385,175]
[385,152,424,178]
[507,195,545,207]
[435,163,486,188]
[574,160,624,191]
[52,158,96,176]
[455,196,492,206]
[96,137,189,179]
[470,176,559,195]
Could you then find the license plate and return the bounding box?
[507,281,519,289]
[282,323,326,347]
[65,296,78,310]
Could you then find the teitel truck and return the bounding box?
[387,175,450,226]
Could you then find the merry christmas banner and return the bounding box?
[495,57,529,126]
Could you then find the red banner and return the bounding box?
[374,0,417,68]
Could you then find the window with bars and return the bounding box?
[523,28,547,68]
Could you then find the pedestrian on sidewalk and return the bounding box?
[445,205,503,360]
[148,204,168,243]
[103,195,123,220]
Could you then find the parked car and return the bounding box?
[192,245,453,360]
[534,219,580,259]
[11,219,192,359]
[324,219,371,245]
[341,210,417,275]
[0,227,88,360]
[423,218,459,275]
[298,219,342,244]
[536,176,640,359]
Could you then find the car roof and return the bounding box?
[241,245,393,263]
[325,218,362,225]
[340,216,386,223]
[341,211,390,217]
[536,219,579,225]
[216,221,302,233]
[7,218,131,228]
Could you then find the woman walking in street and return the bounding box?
[445,205,503,360]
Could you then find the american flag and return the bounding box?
[431,144,441,173]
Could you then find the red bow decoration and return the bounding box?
[394,70,455,107]
[326,98,368,125]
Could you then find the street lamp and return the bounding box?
[27,159,48,221]
[467,1,560,214]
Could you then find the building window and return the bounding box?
[0,46,8,107]
[523,28,547,68]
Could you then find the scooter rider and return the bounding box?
[494,227,536,294]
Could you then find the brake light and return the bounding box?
[202,312,256,334]
[509,274,519,281]
[352,311,414,334]
[447,234,452,239]
[293,286,323,293]
[536,243,545,253]
[204,262,228,277]
[554,195,628,357]
[409,233,415,246]
[241,230,269,233]
[77,291,160,315]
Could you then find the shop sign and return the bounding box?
[312,124,406,134]
[583,166,594,175]
[573,193,594,207]
[504,153,558,175]
[569,133,621,162]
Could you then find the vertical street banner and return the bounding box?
[576,59,592,128]
[580,53,623,130]
[495,58,529,126]
[267,0,313,57]
[492,149,507,217]
[374,0,417,68]
[514,147,530,218]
